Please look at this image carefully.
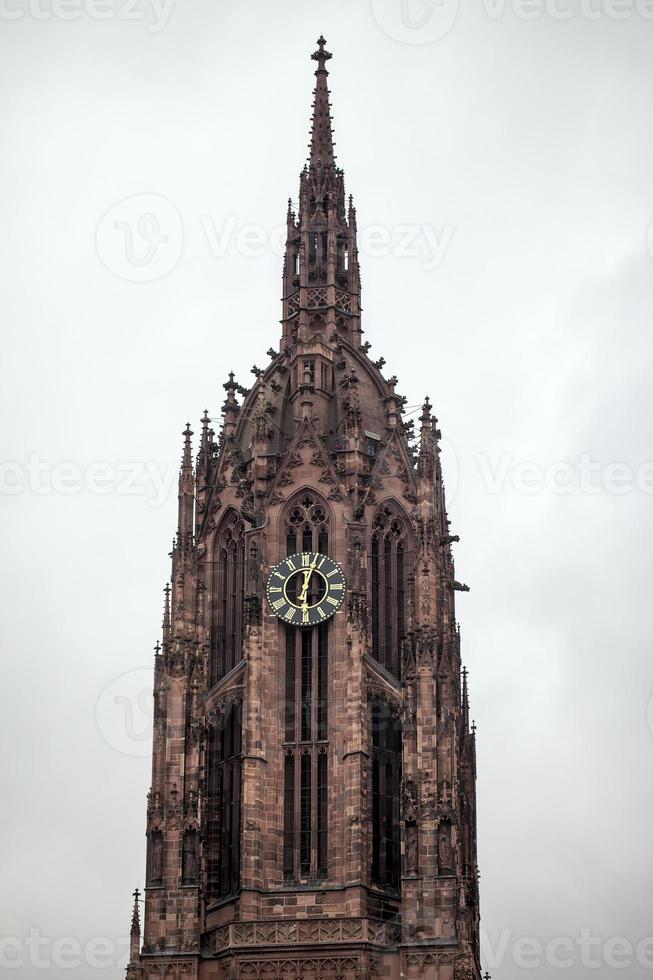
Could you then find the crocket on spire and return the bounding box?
[309,35,335,169]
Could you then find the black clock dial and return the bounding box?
[266,551,346,626]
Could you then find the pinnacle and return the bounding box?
[130,887,141,934]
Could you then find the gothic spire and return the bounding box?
[309,35,335,169]
[281,37,361,349]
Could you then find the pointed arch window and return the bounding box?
[282,493,330,883]
[371,504,408,677]
[211,511,245,685]
[370,697,402,891]
[206,699,242,901]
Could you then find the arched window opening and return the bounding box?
[370,697,402,892]
[210,512,245,685]
[371,505,409,677]
[206,699,242,902]
[282,493,330,883]
[285,493,329,557]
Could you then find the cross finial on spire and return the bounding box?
[311,35,332,72]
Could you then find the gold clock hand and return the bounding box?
[297,558,318,603]
[298,573,310,603]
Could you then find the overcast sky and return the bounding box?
[1,1,652,978]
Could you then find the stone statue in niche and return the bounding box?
[405,822,418,875]
[182,829,197,884]
[150,830,163,885]
[438,822,453,874]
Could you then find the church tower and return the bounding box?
[126,38,482,980]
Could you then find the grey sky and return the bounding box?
[1,1,652,977]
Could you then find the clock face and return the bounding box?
[266,552,346,626]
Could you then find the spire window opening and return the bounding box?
[309,232,318,266]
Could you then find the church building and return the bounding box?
[125,37,482,980]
